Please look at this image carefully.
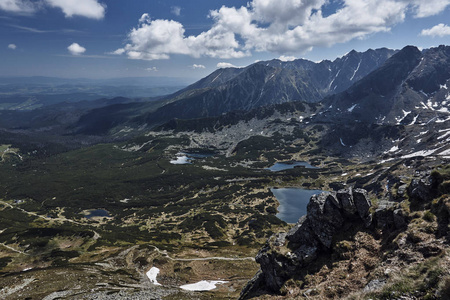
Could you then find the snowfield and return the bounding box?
[146,267,161,286]
[180,280,227,291]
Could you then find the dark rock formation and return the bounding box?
[240,188,372,299]
[374,207,407,230]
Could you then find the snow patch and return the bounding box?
[180,280,227,291]
[211,72,222,83]
[395,110,411,124]
[420,101,429,109]
[401,149,438,159]
[438,131,450,140]
[328,70,341,89]
[389,146,399,153]
[350,59,361,81]
[439,149,450,156]
[347,104,357,112]
[146,267,161,286]
[436,117,450,123]
[409,114,419,125]
[202,166,227,171]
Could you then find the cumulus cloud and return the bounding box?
[68,43,86,55]
[217,62,237,68]
[192,64,206,69]
[278,55,297,62]
[171,6,181,16]
[45,0,106,19]
[115,15,248,61]
[0,0,105,19]
[114,0,450,60]
[8,43,17,50]
[420,23,450,37]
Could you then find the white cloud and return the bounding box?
[278,55,297,62]
[0,0,37,14]
[139,13,150,24]
[0,0,105,19]
[192,64,206,69]
[45,0,106,19]
[68,43,86,55]
[8,43,17,50]
[217,62,237,68]
[146,67,158,72]
[110,48,125,55]
[115,15,248,61]
[114,0,450,60]
[408,0,450,18]
[420,23,450,37]
[171,6,181,16]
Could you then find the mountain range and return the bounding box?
[0,45,449,161]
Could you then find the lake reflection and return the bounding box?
[85,209,110,219]
[267,161,317,172]
[271,188,323,223]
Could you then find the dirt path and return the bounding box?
[149,245,255,262]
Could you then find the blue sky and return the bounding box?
[1,0,450,81]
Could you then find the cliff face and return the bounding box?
[240,171,450,299]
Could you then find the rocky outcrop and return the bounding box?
[240,188,372,299]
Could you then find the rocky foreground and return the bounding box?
[240,171,450,299]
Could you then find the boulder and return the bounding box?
[307,193,344,248]
[337,188,358,216]
[408,177,434,202]
[353,188,372,227]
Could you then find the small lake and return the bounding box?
[267,161,317,172]
[84,209,110,219]
[271,188,323,223]
[170,151,215,165]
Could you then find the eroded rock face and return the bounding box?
[240,188,372,299]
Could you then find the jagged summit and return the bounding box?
[318,45,450,125]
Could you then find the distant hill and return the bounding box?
[0,76,193,111]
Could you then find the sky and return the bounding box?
[1,0,450,82]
